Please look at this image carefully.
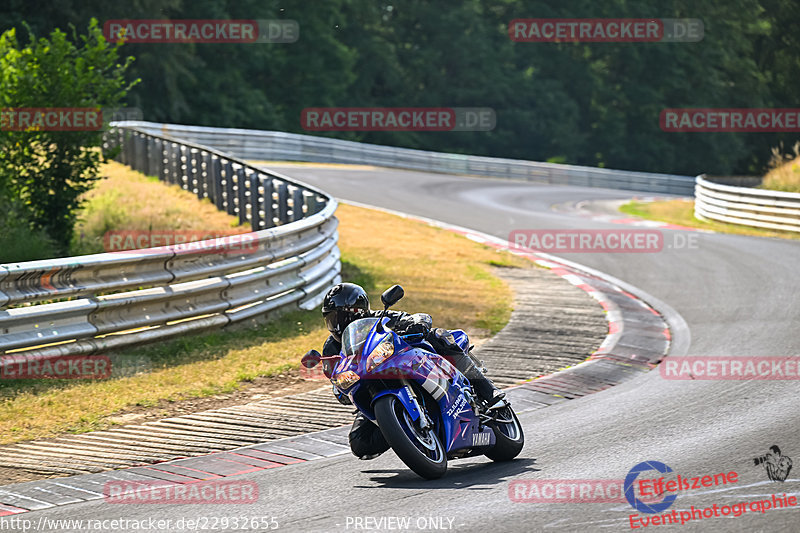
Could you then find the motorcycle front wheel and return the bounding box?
[374,395,447,479]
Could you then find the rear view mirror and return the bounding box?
[301,349,322,368]
[381,285,404,308]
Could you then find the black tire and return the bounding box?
[374,395,447,479]
[484,405,524,462]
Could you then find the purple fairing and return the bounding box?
[330,317,495,453]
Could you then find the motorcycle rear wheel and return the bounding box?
[374,395,447,479]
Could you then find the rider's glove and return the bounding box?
[403,313,432,336]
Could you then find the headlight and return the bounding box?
[367,335,395,372]
[334,370,360,390]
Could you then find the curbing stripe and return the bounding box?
[0,504,27,516]
[232,449,306,465]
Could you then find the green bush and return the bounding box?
[0,19,137,255]
[0,207,57,262]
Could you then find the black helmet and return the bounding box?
[322,283,370,342]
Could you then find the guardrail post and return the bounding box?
[159,139,169,182]
[223,160,235,216]
[177,145,188,191]
[236,165,248,225]
[108,129,120,161]
[291,187,305,221]
[150,136,159,177]
[133,133,144,172]
[136,132,145,170]
[194,149,204,198]
[145,137,154,177]
[155,138,165,180]
[261,176,274,229]
[185,148,195,194]
[139,134,147,175]
[195,151,203,198]
[125,133,137,166]
[165,143,174,184]
[303,192,319,216]
[207,153,219,206]
[276,181,289,224]
[249,171,261,230]
[165,141,176,185]
[123,129,132,165]
[186,148,197,195]
[123,131,131,166]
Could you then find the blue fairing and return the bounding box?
[451,329,469,353]
[331,318,495,452]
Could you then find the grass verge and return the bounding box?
[71,161,248,255]
[620,198,800,241]
[0,162,528,444]
[762,153,800,193]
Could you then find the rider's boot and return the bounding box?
[453,351,505,409]
[349,413,390,460]
[465,365,505,409]
[428,328,505,409]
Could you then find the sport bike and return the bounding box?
[301,285,524,479]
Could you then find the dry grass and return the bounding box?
[0,172,528,444]
[335,203,528,335]
[620,198,800,240]
[71,161,248,255]
[1,326,324,443]
[761,147,800,193]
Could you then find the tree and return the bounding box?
[0,19,137,253]
[0,1,795,179]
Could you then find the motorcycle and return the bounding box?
[301,284,524,479]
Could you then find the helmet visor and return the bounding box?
[324,309,359,341]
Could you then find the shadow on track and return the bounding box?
[355,457,539,490]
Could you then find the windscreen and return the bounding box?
[341,317,379,357]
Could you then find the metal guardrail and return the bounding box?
[123,121,696,196]
[0,126,341,360]
[695,175,800,232]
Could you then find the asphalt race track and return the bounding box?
[23,165,800,532]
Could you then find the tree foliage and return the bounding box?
[0,0,798,190]
[0,19,137,252]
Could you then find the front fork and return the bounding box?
[401,379,432,430]
[369,381,432,430]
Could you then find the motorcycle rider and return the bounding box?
[320,282,504,460]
